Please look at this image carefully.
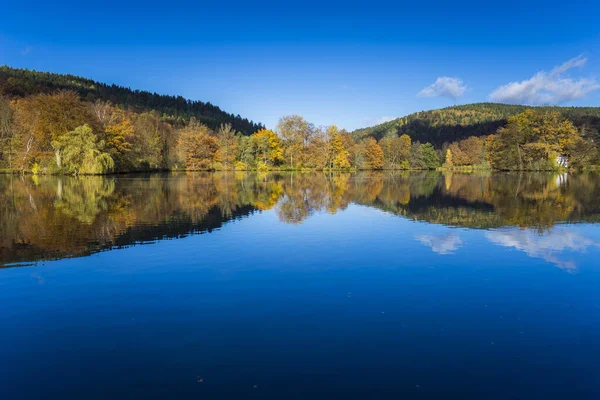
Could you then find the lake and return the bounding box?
[1,171,600,399]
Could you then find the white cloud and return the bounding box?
[416,233,463,255]
[20,46,32,56]
[489,55,600,105]
[485,227,600,272]
[417,77,467,99]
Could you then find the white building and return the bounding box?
[556,155,569,168]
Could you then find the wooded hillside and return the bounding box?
[352,103,600,146]
[0,66,263,135]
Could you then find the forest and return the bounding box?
[0,66,263,135]
[0,67,599,174]
[352,103,600,145]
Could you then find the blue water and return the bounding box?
[1,172,599,398]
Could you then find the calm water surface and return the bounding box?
[1,172,600,399]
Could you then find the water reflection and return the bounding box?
[486,228,600,272]
[416,233,463,255]
[1,171,600,266]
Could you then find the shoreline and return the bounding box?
[0,166,587,176]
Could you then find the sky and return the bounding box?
[1,0,600,131]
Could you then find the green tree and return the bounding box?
[52,124,114,175]
[410,142,440,169]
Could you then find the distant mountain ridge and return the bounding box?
[352,103,600,146]
[0,66,263,135]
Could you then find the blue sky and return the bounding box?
[1,0,600,131]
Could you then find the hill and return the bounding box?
[352,103,600,146]
[0,66,263,135]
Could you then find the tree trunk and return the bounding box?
[55,149,62,168]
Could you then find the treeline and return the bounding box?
[1,67,599,173]
[1,89,598,174]
[0,89,442,173]
[0,66,263,135]
[352,103,600,146]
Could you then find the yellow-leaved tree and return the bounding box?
[327,125,351,169]
[444,148,453,167]
[364,137,384,170]
[250,129,284,168]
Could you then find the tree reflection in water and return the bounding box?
[1,171,600,266]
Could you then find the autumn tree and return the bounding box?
[236,134,254,168]
[277,115,315,167]
[363,137,384,170]
[460,136,484,165]
[91,102,134,164]
[444,148,454,168]
[379,134,411,169]
[304,127,329,168]
[104,119,134,159]
[447,142,467,165]
[379,136,396,167]
[327,125,351,169]
[487,110,582,170]
[13,91,90,152]
[250,129,284,167]
[132,112,174,170]
[214,123,238,169]
[176,122,218,170]
[12,91,91,169]
[91,100,118,127]
[398,134,412,163]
